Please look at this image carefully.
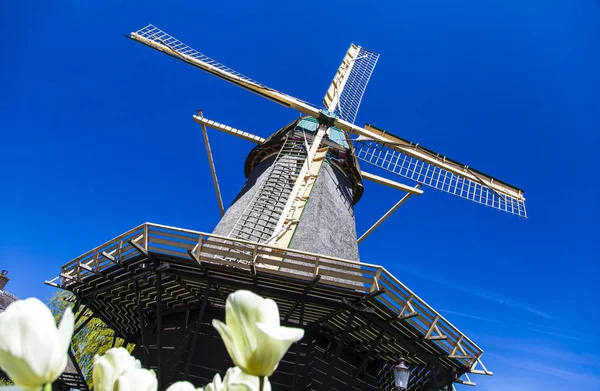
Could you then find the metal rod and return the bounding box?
[155,271,163,389]
[183,282,212,379]
[198,110,225,217]
[357,184,422,243]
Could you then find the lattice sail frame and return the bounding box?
[324,45,380,124]
[129,23,526,218]
[133,25,267,88]
[353,138,527,217]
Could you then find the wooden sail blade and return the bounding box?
[128,25,321,118]
[337,122,527,218]
[324,44,379,124]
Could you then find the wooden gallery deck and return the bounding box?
[47,223,491,391]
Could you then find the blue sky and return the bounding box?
[1,1,599,390]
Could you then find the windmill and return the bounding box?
[46,24,524,391]
[128,25,526,255]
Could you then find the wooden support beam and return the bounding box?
[101,251,117,263]
[155,271,163,390]
[72,296,82,316]
[73,312,95,338]
[398,311,419,321]
[283,275,321,323]
[68,349,87,389]
[193,114,266,144]
[184,283,212,379]
[397,294,419,321]
[130,240,150,259]
[430,365,441,390]
[341,297,375,314]
[357,184,422,244]
[358,288,386,304]
[425,316,448,341]
[352,325,387,380]
[292,301,305,391]
[197,110,225,217]
[334,312,355,360]
[134,280,149,364]
[73,304,89,326]
[361,171,424,195]
[186,249,227,302]
[311,308,344,327]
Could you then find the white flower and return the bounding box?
[212,290,304,377]
[0,298,74,389]
[113,366,157,391]
[204,367,270,391]
[93,347,141,391]
[166,381,198,391]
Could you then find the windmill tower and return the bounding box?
[46,24,526,391]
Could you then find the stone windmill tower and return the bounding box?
[47,24,526,391]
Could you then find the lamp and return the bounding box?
[393,356,410,390]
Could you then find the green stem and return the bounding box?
[43,383,52,391]
[259,376,264,391]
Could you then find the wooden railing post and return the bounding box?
[370,267,382,292]
[143,224,149,251]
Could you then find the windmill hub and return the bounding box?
[317,109,338,127]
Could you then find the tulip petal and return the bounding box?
[0,386,34,391]
[250,323,304,376]
[165,381,196,391]
[114,368,157,391]
[0,298,67,388]
[256,323,304,343]
[226,291,263,352]
[212,320,246,370]
[223,367,268,391]
[104,347,139,375]
[93,355,117,391]
[57,307,74,357]
[260,299,280,327]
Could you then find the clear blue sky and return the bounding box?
[1,1,599,390]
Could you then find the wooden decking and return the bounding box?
[47,222,491,389]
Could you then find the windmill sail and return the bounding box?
[352,126,527,218]
[130,24,527,219]
[324,44,379,124]
[128,25,322,118]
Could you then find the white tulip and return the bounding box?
[212,290,304,377]
[204,373,223,391]
[166,381,197,391]
[0,298,74,390]
[166,381,207,391]
[113,366,157,391]
[203,367,270,391]
[93,347,141,391]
